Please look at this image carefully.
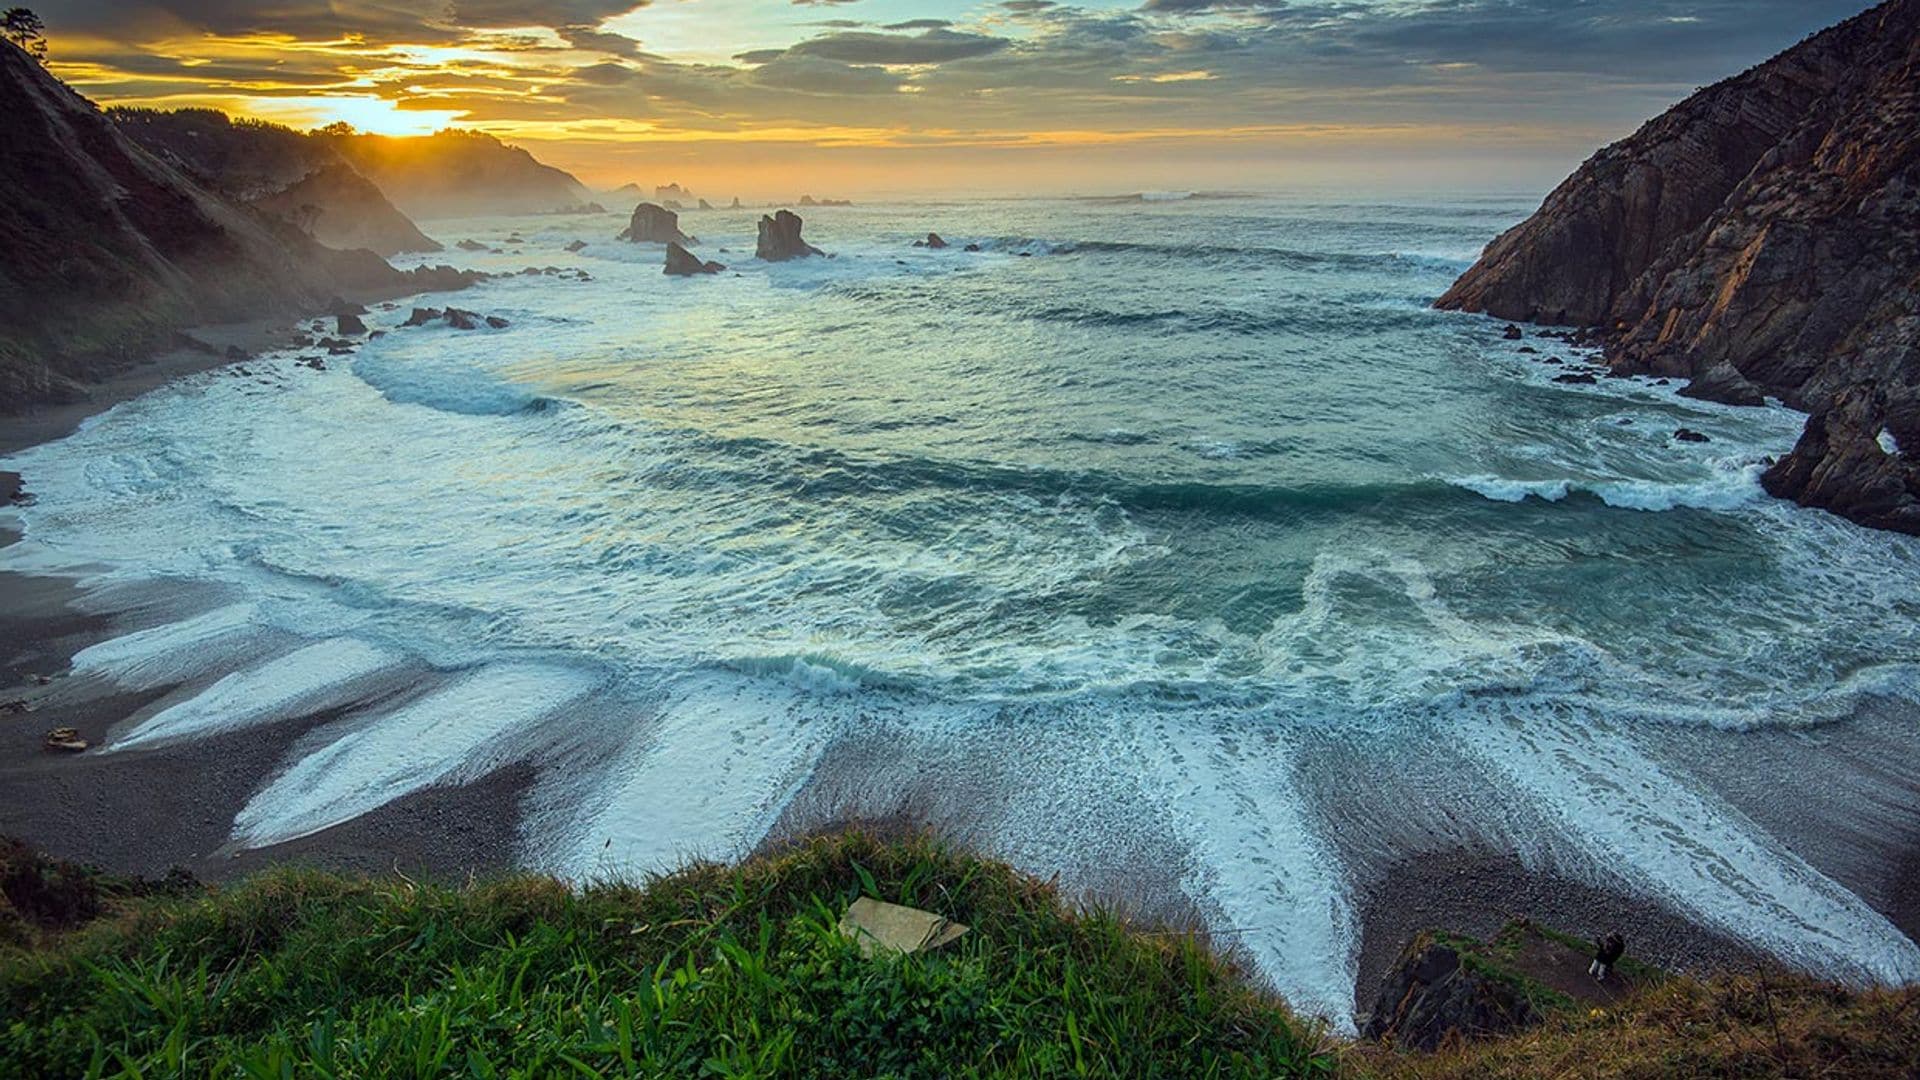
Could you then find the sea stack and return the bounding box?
[664,242,724,276]
[618,202,689,244]
[756,210,824,261]
[1435,0,1920,535]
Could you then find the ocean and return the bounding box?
[6,193,1920,1024]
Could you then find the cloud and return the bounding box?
[788,28,1010,64]
[559,25,645,56]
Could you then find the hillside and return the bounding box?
[324,129,598,218]
[0,41,475,409]
[109,108,441,257]
[1437,0,1920,534]
[3,833,1915,1078]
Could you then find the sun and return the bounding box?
[240,94,465,137]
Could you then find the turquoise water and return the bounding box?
[6,194,1920,1023]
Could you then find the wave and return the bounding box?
[971,236,1470,274]
[352,353,564,418]
[1447,462,1769,513]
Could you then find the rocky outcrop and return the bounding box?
[0,42,482,410]
[663,242,724,276]
[756,210,824,261]
[619,202,689,244]
[1436,0,1920,534]
[1363,938,1544,1050]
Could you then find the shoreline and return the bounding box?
[2,544,1912,1024]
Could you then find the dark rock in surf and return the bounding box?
[1554,372,1598,385]
[445,308,480,331]
[403,307,442,327]
[964,243,981,252]
[457,239,487,252]
[336,312,367,335]
[664,242,724,276]
[1502,324,1523,340]
[485,316,510,329]
[1763,383,1920,534]
[618,202,689,244]
[756,210,823,261]
[1674,428,1711,443]
[565,239,587,253]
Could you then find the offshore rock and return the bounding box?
[663,242,724,276]
[619,202,689,244]
[756,210,824,261]
[1437,0,1920,534]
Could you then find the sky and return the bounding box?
[35,0,1877,197]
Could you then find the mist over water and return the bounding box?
[8,194,1920,1025]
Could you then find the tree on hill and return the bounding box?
[3,7,46,61]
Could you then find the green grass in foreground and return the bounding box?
[0,832,1335,1079]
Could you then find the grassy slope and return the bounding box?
[0,833,1334,1079]
[3,833,1916,1079]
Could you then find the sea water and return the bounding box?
[7,193,1920,1025]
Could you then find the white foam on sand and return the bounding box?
[1144,715,1359,1032]
[1450,705,1920,985]
[110,637,403,750]
[543,672,836,879]
[232,663,598,847]
[70,603,263,690]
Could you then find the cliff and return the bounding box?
[1438,0,1920,534]
[110,108,440,257]
[0,43,473,409]
[324,130,597,218]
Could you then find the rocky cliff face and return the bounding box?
[1438,0,1920,534]
[0,43,473,409]
[111,108,440,257]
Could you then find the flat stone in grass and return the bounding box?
[839,897,968,957]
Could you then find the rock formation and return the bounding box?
[663,242,724,276]
[0,41,481,409]
[619,203,689,244]
[756,210,824,261]
[1437,0,1920,534]
[1363,937,1544,1050]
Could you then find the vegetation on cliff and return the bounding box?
[4,832,1917,1078]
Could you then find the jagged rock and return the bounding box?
[924,233,949,250]
[1502,324,1523,340]
[1363,939,1544,1051]
[664,242,724,276]
[1674,428,1711,443]
[698,198,714,211]
[403,307,442,327]
[445,308,480,330]
[1437,0,1920,533]
[457,239,488,252]
[756,210,823,261]
[485,315,509,329]
[0,471,24,505]
[730,196,743,209]
[1764,383,1920,533]
[43,727,87,753]
[336,313,367,335]
[618,202,689,244]
[565,239,587,252]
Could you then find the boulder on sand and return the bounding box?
[619,202,689,244]
[756,210,824,261]
[664,242,725,276]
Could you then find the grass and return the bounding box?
[0,832,1336,1079]
[5,833,1917,1079]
